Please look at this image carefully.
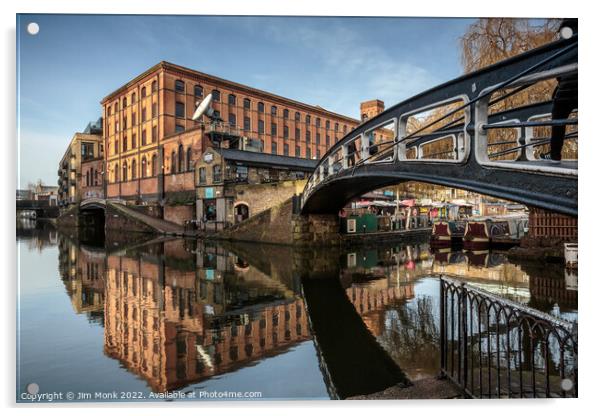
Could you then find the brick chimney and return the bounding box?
[360,99,385,122]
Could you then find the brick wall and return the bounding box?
[164,205,194,225]
[528,207,577,241]
[164,171,194,192]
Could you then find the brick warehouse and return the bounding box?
[100,61,367,223]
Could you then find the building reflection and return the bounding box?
[56,237,311,392]
[54,232,578,392]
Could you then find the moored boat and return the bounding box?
[463,214,528,250]
[430,220,466,248]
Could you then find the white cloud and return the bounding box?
[260,21,441,117]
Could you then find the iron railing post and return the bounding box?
[461,282,468,390]
[439,276,446,378]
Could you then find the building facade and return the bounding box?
[57,120,104,207]
[101,61,359,201]
[194,147,315,229]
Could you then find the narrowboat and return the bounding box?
[463,214,528,250]
[430,220,466,247]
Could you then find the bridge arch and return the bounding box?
[301,36,578,217]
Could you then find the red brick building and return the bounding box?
[101,61,360,213]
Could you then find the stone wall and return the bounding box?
[105,203,156,234]
[216,197,342,246]
[57,205,80,228]
[128,204,162,219]
[292,214,342,246]
[228,180,306,218]
[217,198,296,244]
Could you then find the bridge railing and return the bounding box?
[440,276,577,398]
[301,35,577,208]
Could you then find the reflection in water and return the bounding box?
[17,228,577,400]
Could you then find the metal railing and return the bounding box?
[440,276,577,398]
[301,35,578,209]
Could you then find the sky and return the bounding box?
[16,14,474,188]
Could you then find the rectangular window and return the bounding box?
[175,102,185,118]
[284,143,289,156]
[295,146,300,157]
[295,128,300,140]
[81,142,95,161]
[198,167,206,184]
[175,124,185,133]
[306,130,311,143]
[132,112,136,126]
[141,130,147,146]
[152,103,158,118]
[244,117,250,131]
[316,149,321,159]
[152,126,158,142]
[132,133,137,148]
[142,107,146,122]
[123,116,127,129]
[326,135,330,146]
[229,113,236,127]
[258,120,264,134]
[284,125,289,139]
[316,132,320,145]
[271,142,277,154]
[326,120,330,129]
[306,147,311,158]
[271,122,277,136]
[213,165,222,183]
[175,80,185,93]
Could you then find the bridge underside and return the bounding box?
[301,162,577,217]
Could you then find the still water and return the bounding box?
[16,221,577,401]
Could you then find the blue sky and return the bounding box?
[16,14,474,187]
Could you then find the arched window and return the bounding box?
[152,80,158,93]
[243,98,251,109]
[131,159,137,180]
[114,163,119,182]
[122,163,128,182]
[141,157,147,178]
[171,151,176,174]
[86,171,90,187]
[212,89,220,102]
[178,144,185,173]
[151,154,157,176]
[271,105,277,115]
[94,170,98,185]
[122,97,127,108]
[257,102,264,113]
[186,147,192,171]
[295,112,300,121]
[141,86,147,97]
[305,114,311,124]
[194,85,203,97]
[228,94,236,106]
[131,92,136,103]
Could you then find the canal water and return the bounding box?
[16,220,577,401]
